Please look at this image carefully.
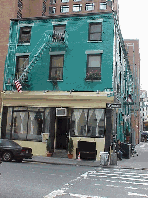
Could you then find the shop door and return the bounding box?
[56,117,69,149]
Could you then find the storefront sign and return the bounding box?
[106,103,121,109]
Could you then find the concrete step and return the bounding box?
[52,149,68,158]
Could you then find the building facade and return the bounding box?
[140,90,148,133]
[124,39,140,145]
[1,0,137,159]
[1,10,134,159]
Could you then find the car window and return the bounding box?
[9,140,21,147]
[0,140,21,147]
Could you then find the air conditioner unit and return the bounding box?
[56,108,67,116]
[42,133,49,142]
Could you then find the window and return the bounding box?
[54,25,66,34]
[49,6,56,14]
[73,4,82,12]
[88,22,102,41]
[100,2,107,10]
[4,107,51,142]
[60,5,69,12]
[52,25,66,42]
[119,42,121,62]
[85,3,95,11]
[86,54,101,80]
[16,55,29,79]
[71,109,105,137]
[49,55,64,80]
[18,26,32,43]
[50,0,56,4]
[61,0,69,2]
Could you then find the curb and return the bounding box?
[23,159,148,170]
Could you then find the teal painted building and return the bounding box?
[4,13,114,92]
[1,13,134,158]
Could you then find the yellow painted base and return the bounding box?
[14,140,47,156]
[71,137,105,161]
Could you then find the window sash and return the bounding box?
[49,55,64,80]
[89,23,102,41]
[73,4,82,12]
[61,5,69,12]
[100,3,107,10]
[49,7,56,13]
[85,3,94,11]
[54,25,66,34]
[19,27,31,43]
[61,0,69,2]
[16,55,29,79]
[86,55,101,80]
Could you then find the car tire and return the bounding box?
[2,151,13,162]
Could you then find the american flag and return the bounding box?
[15,80,22,93]
[127,94,133,103]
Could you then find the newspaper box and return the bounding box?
[100,152,109,166]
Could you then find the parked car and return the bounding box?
[0,139,33,162]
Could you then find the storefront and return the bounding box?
[1,91,114,160]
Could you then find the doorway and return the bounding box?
[56,117,70,150]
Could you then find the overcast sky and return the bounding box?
[118,0,148,92]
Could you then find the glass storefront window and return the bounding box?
[5,107,51,142]
[71,108,105,137]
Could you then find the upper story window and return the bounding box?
[100,2,107,10]
[49,55,64,80]
[61,0,69,3]
[60,5,69,13]
[52,25,66,42]
[18,26,32,43]
[86,54,101,81]
[73,4,82,12]
[85,3,95,11]
[49,6,56,14]
[54,25,66,34]
[50,0,56,4]
[16,55,29,79]
[88,23,102,41]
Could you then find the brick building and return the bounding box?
[124,39,140,145]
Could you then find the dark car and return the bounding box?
[0,139,33,162]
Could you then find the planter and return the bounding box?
[67,154,73,159]
[47,152,53,157]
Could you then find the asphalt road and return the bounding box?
[0,161,148,198]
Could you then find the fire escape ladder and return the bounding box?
[4,21,18,91]
[16,30,68,84]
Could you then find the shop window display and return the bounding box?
[71,108,105,137]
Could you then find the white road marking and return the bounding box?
[44,189,68,198]
[133,182,148,186]
[128,192,148,197]
[125,186,138,190]
[69,193,104,198]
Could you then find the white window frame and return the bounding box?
[61,5,69,13]
[61,0,69,3]
[73,4,82,12]
[85,3,95,11]
[100,3,107,10]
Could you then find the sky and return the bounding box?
[118,0,148,92]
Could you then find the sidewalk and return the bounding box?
[24,142,148,170]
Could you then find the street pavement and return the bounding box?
[24,142,148,170]
[0,142,148,198]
